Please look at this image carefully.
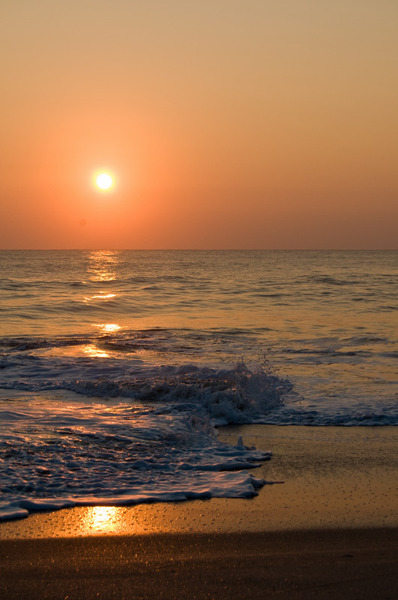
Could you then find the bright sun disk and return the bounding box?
[96,173,113,190]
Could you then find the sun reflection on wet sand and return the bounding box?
[82,506,125,534]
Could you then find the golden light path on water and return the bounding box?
[97,323,122,334]
[80,251,123,357]
[82,325,122,358]
[88,250,118,282]
[83,293,116,302]
[81,344,110,358]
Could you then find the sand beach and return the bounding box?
[1,425,397,599]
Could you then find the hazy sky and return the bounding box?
[1,0,397,249]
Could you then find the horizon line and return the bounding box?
[1,248,397,252]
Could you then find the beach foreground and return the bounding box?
[1,425,397,598]
[1,529,397,599]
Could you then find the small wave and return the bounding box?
[302,274,353,286]
[343,336,387,344]
[252,293,286,298]
[0,336,90,352]
[0,468,267,523]
[1,360,289,426]
[263,406,398,426]
[0,361,280,522]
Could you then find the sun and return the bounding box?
[96,172,113,190]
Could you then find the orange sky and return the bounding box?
[1,0,397,249]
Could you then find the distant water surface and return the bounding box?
[0,250,397,521]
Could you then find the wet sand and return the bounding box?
[1,426,397,598]
[1,529,397,599]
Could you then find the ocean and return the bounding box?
[0,250,397,522]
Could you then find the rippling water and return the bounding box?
[0,250,397,521]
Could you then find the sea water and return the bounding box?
[0,250,397,521]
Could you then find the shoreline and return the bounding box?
[1,425,397,598]
[1,424,397,538]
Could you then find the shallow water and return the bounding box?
[0,250,397,521]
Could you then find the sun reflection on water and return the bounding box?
[95,323,122,334]
[83,292,117,303]
[82,344,110,358]
[84,251,122,332]
[88,250,118,282]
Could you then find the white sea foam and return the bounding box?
[0,354,283,521]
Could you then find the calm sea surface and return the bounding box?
[0,250,397,521]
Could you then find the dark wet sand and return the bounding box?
[1,529,397,599]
